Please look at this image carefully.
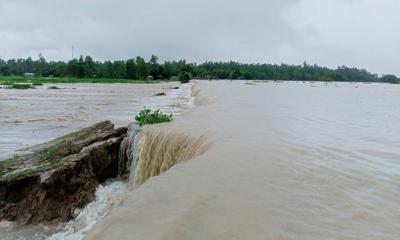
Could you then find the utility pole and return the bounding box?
[71,46,74,59]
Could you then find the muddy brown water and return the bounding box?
[0,82,191,160]
[0,82,193,240]
[86,80,400,240]
[2,80,400,239]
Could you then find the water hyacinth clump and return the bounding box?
[135,108,173,126]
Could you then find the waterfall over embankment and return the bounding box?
[40,82,199,240]
[116,81,213,187]
[191,82,213,105]
[119,122,212,187]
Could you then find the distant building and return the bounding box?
[23,73,35,77]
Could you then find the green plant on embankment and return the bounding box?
[135,108,173,126]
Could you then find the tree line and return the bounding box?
[0,55,398,83]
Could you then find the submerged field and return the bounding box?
[0,82,192,161]
[0,76,162,86]
[2,80,400,240]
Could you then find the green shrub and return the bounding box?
[1,80,14,85]
[8,83,35,89]
[32,81,43,86]
[178,71,191,83]
[319,74,332,82]
[135,108,173,126]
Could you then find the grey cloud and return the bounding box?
[0,0,399,74]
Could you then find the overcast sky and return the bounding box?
[0,0,399,75]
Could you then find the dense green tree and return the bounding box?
[149,55,158,65]
[148,55,159,79]
[112,61,126,79]
[126,59,137,79]
[178,71,191,83]
[66,59,81,77]
[135,56,148,80]
[380,74,399,84]
[84,56,96,77]
[35,54,47,77]
[0,55,397,83]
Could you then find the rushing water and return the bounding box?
[85,80,400,240]
[3,80,400,239]
[0,82,192,160]
[0,82,194,240]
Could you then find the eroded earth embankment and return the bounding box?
[0,121,127,224]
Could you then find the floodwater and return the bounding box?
[0,82,194,240]
[0,82,192,160]
[2,80,400,240]
[86,80,400,240]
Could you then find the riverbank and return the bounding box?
[0,121,128,224]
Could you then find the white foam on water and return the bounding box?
[47,180,127,240]
[84,81,400,240]
[1,82,196,240]
[45,83,195,240]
